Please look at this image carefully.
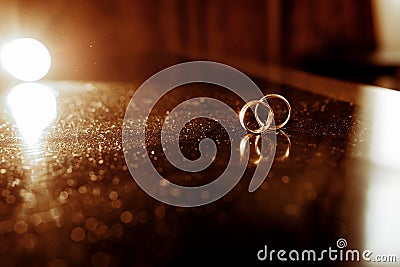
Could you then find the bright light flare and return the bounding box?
[7,83,57,144]
[1,38,51,82]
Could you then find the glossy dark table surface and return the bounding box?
[0,66,399,266]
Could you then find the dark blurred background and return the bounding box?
[0,0,399,88]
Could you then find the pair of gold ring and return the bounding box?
[239,94,291,134]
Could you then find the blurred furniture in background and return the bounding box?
[164,0,376,66]
[367,0,400,89]
[2,0,400,89]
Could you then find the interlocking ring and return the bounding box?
[239,99,274,134]
[239,94,291,133]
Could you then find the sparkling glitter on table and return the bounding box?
[13,220,28,234]
[120,211,133,224]
[0,78,396,267]
[71,227,86,242]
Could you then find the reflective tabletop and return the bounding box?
[0,68,399,266]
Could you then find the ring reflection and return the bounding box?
[240,130,291,165]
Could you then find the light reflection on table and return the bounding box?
[5,82,63,238]
[7,82,57,145]
[356,85,400,263]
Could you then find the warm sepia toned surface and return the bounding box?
[0,0,399,266]
[0,72,398,266]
